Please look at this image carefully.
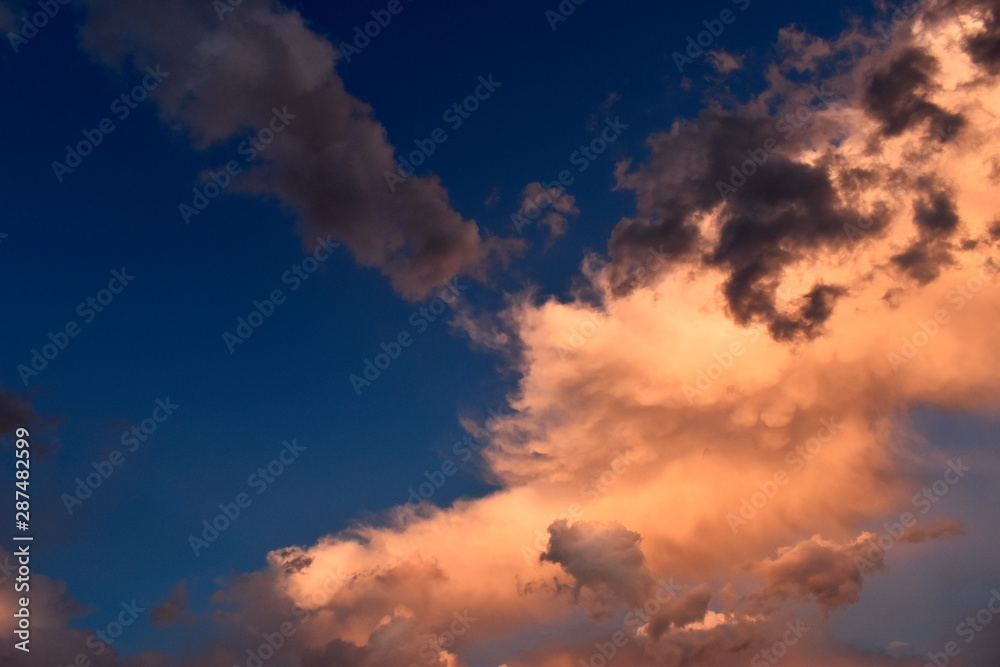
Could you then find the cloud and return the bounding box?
[150,581,195,627]
[898,518,965,542]
[707,50,746,73]
[540,520,654,616]
[0,386,35,437]
[48,1,1000,664]
[751,534,881,612]
[862,46,965,139]
[0,547,147,666]
[197,4,1000,663]
[77,0,517,301]
[516,181,580,239]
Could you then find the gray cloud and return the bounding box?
[78,0,515,301]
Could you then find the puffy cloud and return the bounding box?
[540,520,654,616]
[516,181,580,239]
[751,534,881,612]
[78,0,516,300]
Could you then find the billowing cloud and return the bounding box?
[42,0,1000,664]
[184,1,1000,663]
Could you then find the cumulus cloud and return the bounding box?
[77,0,516,301]
[189,3,1000,663]
[46,1,1000,664]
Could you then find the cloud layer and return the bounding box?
[6,0,1000,665]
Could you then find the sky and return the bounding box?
[1,0,999,665]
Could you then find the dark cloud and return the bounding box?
[769,284,848,340]
[863,47,965,141]
[0,386,34,437]
[913,188,960,236]
[609,108,863,341]
[962,0,1000,74]
[79,0,514,301]
[541,520,654,616]
[609,112,775,271]
[891,241,954,284]
[646,584,713,640]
